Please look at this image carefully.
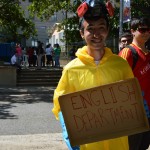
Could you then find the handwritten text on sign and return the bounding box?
[59,78,149,146]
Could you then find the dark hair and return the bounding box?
[119,32,132,41]
[56,43,59,48]
[83,0,108,20]
[79,15,109,31]
[78,0,110,31]
[46,44,50,48]
[145,38,150,50]
[131,17,150,30]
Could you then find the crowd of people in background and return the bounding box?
[11,32,150,72]
[11,42,62,70]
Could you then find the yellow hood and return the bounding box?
[76,46,113,66]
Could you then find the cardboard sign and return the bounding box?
[59,78,150,146]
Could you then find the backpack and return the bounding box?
[126,45,139,70]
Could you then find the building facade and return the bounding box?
[19,0,66,48]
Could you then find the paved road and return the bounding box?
[0,89,68,150]
[0,93,61,135]
[0,88,149,150]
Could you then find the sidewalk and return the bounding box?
[0,133,149,150]
[0,133,68,150]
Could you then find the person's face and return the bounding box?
[132,25,150,43]
[80,18,109,51]
[120,36,132,49]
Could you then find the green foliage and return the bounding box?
[131,1,150,18]
[27,0,82,44]
[27,0,150,43]
[61,16,82,45]
[28,0,68,20]
[0,0,36,42]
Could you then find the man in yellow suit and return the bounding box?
[52,0,133,149]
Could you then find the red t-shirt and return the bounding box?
[16,46,22,56]
[119,43,150,110]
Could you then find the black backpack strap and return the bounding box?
[126,45,139,70]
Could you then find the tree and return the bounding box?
[131,0,150,18]
[0,0,36,42]
[28,0,83,45]
[27,0,150,44]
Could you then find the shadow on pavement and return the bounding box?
[0,88,54,119]
[0,103,17,119]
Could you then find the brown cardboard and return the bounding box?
[58,78,150,146]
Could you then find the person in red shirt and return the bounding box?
[119,17,150,150]
[27,47,34,67]
[15,43,22,66]
[119,31,133,51]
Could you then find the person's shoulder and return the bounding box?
[111,53,125,60]
[119,46,133,59]
[110,54,133,74]
[111,54,130,65]
[64,58,83,70]
[50,47,53,50]
[119,46,132,55]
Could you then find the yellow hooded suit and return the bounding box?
[52,46,134,150]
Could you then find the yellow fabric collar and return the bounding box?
[76,46,113,66]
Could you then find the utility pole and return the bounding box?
[119,0,123,39]
[65,10,68,57]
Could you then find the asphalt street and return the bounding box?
[0,93,61,135]
[0,87,149,150]
[0,88,68,150]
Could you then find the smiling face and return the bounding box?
[80,18,109,52]
[132,25,150,43]
[131,18,150,44]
